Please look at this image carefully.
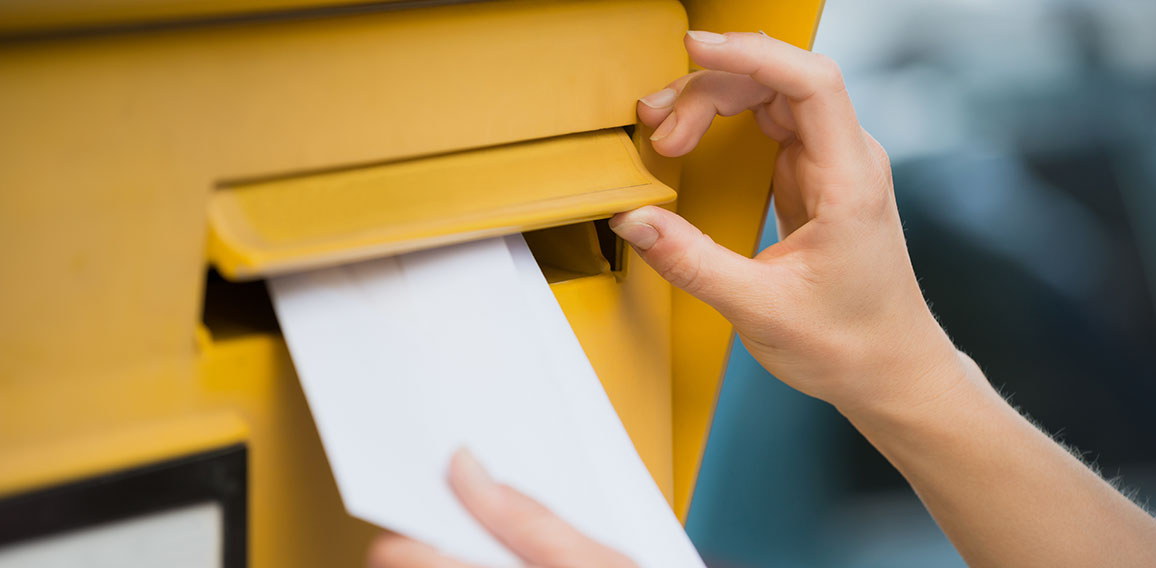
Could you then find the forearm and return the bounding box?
[843,352,1156,568]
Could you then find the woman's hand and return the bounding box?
[367,449,635,568]
[618,32,1156,568]
[614,30,966,419]
[370,29,970,567]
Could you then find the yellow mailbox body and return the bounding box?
[0,1,824,564]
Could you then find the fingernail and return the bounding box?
[639,87,677,109]
[610,221,659,250]
[453,448,494,489]
[649,111,677,142]
[686,30,727,44]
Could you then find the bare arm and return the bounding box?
[846,353,1156,567]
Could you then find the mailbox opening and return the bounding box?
[202,219,623,340]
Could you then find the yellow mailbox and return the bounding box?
[0,0,824,565]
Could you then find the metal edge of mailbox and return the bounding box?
[207,129,677,279]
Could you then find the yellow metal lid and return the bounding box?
[208,128,676,279]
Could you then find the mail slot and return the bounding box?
[0,0,826,565]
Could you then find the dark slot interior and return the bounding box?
[523,220,622,283]
[202,220,625,341]
[201,269,279,341]
[593,218,624,273]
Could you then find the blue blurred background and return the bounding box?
[685,0,1156,566]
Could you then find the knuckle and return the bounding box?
[864,130,893,171]
[809,54,847,93]
[659,241,708,294]
[874,143,893,171]
[856,175,894,217]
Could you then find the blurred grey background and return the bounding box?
[685,0,1156,566]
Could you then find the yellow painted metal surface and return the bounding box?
[672,0,827,520]
[1,335,381,566]
[525,222,612,284]
[0,0,687,563]
[0,0,687,388]
[210,129,676,279]
[0,0,825,561]
[550,249,675,500]
[0,413,248,498]
[0,0,414,36]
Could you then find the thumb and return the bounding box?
[609,206,765,318]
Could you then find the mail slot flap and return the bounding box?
[208,128,675,279]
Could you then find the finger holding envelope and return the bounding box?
[368,449,635,568]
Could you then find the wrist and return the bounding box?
[837,345,995,433]
[831,308,991,424]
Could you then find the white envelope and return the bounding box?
[269,234,704,567]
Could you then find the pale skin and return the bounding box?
[370,31,1156,567]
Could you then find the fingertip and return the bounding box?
[682,29,730,64]
[610,205,661,229]
[655,141,692,158]
[608,211,629,231]
[649,138,686,158]
[638,87,676,109]
[683,30,784,73]
[648,110,678,142]
[448,447,495,496]
[650,131,696,158]
[685,30,728,46]
[636,102,672,129]
[609,221,659,251]
[648,112,696,157]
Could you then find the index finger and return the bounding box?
[448,449,635,568]
[684,31,866,163]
